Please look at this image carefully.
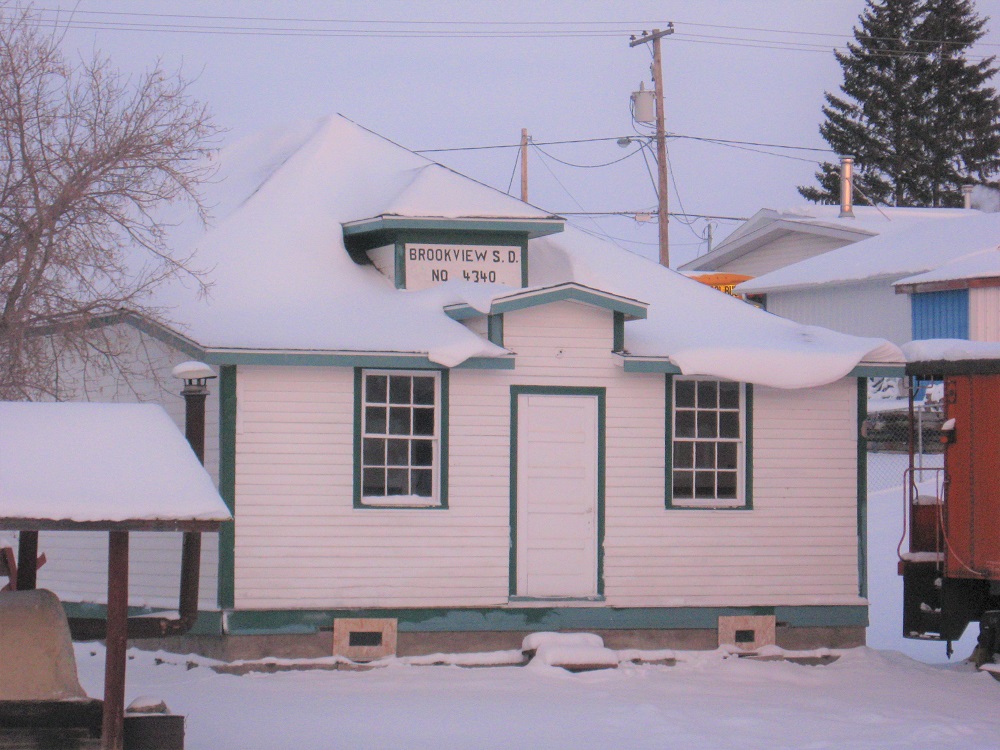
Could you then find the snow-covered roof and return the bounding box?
[139,114,900,389]
[0,403,231,526]
[894,247,1000,288]
[739,212,1000,294]
[680,205,973,272]
[902,338,1000,363]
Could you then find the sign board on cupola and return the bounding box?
[403,243,522,290]
[341,216,565,292]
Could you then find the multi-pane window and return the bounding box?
[361,371,440,506]
[671,379,744,506]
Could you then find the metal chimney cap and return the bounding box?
[171,361,216,381]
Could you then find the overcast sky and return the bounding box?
[30,0,1000,266]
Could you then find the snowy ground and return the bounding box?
[67,450,996,749]
[74,644,999,750]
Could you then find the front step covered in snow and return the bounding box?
[522,632,619,672]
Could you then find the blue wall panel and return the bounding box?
[911,289,969,340]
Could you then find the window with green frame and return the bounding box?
[357,369,446,508]
[668,377,751,509]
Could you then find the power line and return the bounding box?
[529,142,644,169]
[26,11,996,61]
[32,8,1000,49]
[415,133,834,154]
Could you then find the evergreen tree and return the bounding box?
[799,0,1000,207]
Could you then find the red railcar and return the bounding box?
[898,360,1000,663]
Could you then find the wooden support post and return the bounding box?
[16,529,38,590]
[102,531,129,750]
[179,532,202,618]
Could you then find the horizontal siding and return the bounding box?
[767,280,911,345]
[28,324,221,609]
[234,300,862,611]
[970,287,1000,342]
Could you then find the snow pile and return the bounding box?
[530,645,619,670]
[739,211,1000,293]
[902,338,1000,363]
[520,632,604,653]
[0,403,231,523]
[522,632,618,670]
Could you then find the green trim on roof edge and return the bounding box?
[343,216,564,240]
[200,351,514,369]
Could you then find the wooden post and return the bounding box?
[16,529,38,590]
[520,128,529,203]
[102,531,129,750]
[651,31,669,268]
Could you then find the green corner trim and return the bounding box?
[217,365,237,609]
[394,239,406,289]
[353,368,450,509]
[665,377,753,511]
[509,386,606,597]
[220,604,868,635]
[857,377,868,598]
[613,311,625,352]
[487,314,504,347]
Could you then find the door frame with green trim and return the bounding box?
[509,385,606,599]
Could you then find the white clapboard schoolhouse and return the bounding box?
[34,115,904,657]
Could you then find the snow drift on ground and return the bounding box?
[73,642,999,750]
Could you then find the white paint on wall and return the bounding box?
[231,299,862,610]
[766,280,912,345]
[970,287,1000,342]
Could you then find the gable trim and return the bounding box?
[445,283,648,322]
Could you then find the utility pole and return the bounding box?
[630,25,674,267]
[520,128,529,202]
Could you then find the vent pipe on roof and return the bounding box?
[839,156,855,218]
[962,184,974,209]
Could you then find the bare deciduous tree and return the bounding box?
[0,4,219,400]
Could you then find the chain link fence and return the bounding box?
[866,378,944,495]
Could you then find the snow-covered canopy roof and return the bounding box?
[0,403,231,528]
[139,114,900,389]
[739,212,1000,294]
[680,205,972,272]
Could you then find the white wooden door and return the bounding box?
[516,394,598,597]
